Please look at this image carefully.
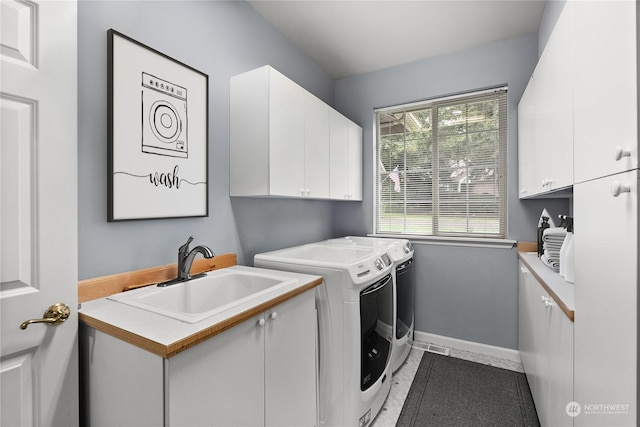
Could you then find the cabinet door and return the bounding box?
[531,276,550,425]
[265,291,317,426]
[519,264,543,419]
[519,261,575,427]
[536,4,573,192]
[518,75,541,198]
[547,302,574,427]
[574,170,638,426]
[330,109,350,199]
[519,262,552,425]
[518,263,536,384]
[573,1,638,183]
[347,122,363,201]
[518,3,573,197]
[230,66,270,196]
[270,70,306,197]
[168,315,265,426]
[81,328,164,427]
[330,111,362,200]
[304,92,330,198]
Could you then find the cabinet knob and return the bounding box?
[614,146,631,161]
[257,318,266,327]
[520,266,529,274]
[541,296,554,308]
[269,312,278,321]
[610,180,631,197]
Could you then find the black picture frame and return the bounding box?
[107,29,209,221]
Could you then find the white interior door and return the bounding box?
[1,1,78,425]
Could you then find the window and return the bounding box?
[375,88,507,239]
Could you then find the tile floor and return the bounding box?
[371,343,524,426]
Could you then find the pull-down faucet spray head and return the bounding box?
[177,236,214,281]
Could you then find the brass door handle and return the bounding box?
[20,303,70,330]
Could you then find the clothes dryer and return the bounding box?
[326,237,415,373]
[255,243,394,427]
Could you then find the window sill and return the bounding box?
[368,233,516,249]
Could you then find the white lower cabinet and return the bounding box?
[81,290,317,426]
[519,261,573,427]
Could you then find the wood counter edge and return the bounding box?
[517,244,574,322]
[78,253,237,303]
[79,277,323,359]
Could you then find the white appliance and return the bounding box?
[254,243,394,427]
[325,237,415,373]
[141,72,188,158]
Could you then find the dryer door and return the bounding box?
[395,257,415,339]
[359,274,393,391]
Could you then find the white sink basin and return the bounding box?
[108,268,297,323]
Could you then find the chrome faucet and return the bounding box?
[177,236,215,281]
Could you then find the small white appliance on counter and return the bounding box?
[255,242,394,427]
[325,236,415,372]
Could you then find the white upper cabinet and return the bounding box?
[304,89,332,198]
[518,69,542,198]
[347,121,363,200]
[572,0,638,184]
[330,110,363,200]
[230,65,361,200]
[269,70,309,197]
[536,4,573,193]
[518,2,573,198]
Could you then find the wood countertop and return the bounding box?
[79,265,323,358]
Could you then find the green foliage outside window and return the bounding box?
[376,90,507,237]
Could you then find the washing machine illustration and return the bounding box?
[141,72,188,158]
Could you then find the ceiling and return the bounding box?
[249,0,547,79]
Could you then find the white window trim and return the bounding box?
[368,233,516,250]
[372,86,509,244]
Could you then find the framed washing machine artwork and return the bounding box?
[107,29,209,221]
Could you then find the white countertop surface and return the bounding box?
[518,251,575,318]
[79,265,322,357]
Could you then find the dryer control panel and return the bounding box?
[346,252,392,287]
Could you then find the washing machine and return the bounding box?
[254,243,394,427]
[326,237,415,373]
[141,72,188,158]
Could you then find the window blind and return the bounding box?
[375,88,508,238]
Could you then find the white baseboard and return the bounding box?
[414,331,522,365]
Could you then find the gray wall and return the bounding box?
[539,0,568,57]
[333,32,569,350]
[78,0,570,351]
[78,0,336,278]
